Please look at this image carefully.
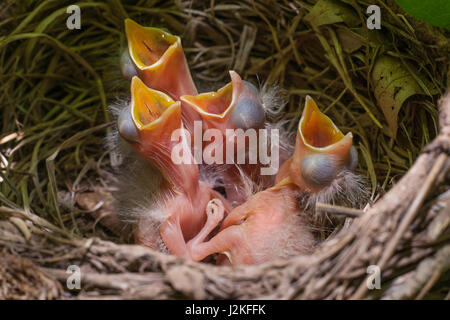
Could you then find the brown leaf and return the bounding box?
[76,190,128,236]
[371,55,438,138]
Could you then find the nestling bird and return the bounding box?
[118,76,233,256]
[109,19,366,264]
[123,20,271,206]
[183,96,363,265]
[181,70,268,206]
[112,19,220,254]
[116,20,270,256]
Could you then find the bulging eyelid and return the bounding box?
[120,48,138,80]
[346,146,359,171]
[118,107,139,143]
[229,99,266,130]
[227,79,265,129]
[301,153,339,188]
[242,80,259,96]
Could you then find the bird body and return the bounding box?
[109,19,366,266]
[187,182,315,265]
[118,76,233,255]
[135,181,228,256]
[181,70,268,206]
[184,96,362,265]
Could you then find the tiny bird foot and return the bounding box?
[186,198,225,260]
[206,199,225,225]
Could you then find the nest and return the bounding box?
[0,0,449,299]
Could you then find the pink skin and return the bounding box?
[132,121,233,256]
[181,71,268,207]
[123,21,352,264]
[124,77,233,256]
[159,191,230,258]
[183,97,356,266]
[132,138,233,256]
[133,182,231,254]
[186,182,315,266]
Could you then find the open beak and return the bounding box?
[180,71,265,132]
[181,71,266,206]
[129,77,182,153]
[276,96,356,191]
[125,19,197,100]
[119,76,197,191]
[125,19,200,133]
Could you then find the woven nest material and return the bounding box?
[0,0,449,299]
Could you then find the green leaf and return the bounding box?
[305,0,360,28]
[371,55,437,138]
[395,0,450,30]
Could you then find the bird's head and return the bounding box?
[180,71,266,132]
[277,96,357,193]
[123,19,197,100]
[118,77,190,187]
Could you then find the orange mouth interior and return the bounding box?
[131,77,176,129]
[300,98,344,149]
[126,19,178,69]
[183,83,233,116]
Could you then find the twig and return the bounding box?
[416,268,442,300]
[315,202,364,218]
[351,153,448,299]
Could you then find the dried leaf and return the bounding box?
[336,27,363,53]
[305,0,360,28]
[76,190,127,236]
[371,55,437,138]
